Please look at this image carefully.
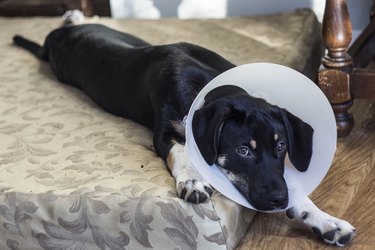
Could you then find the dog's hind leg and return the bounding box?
[286,197,356,246]
[167,141,213,203]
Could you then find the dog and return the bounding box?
[12,12,355,246]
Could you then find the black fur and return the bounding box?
[13,23,313,210]
[13,24,234,159]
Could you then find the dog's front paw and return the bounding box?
[288,198,356,247]
[311,216,356,247]
[177,178,213,203]
[288,201,356,247]
[167,142,214,204]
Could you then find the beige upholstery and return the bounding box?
[0,9,323,249]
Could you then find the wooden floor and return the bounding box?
[237,99,375,250]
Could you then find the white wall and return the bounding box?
[110,0,373,35]
[348,0,373,29]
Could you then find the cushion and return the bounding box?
[0,8,323,249]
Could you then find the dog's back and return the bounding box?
[13,23,234,130]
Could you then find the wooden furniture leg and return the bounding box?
[319,0,375,137]
[318,0,354,137]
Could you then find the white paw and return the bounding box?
[176,173,213,203]
[287,200,356,247]
[167,142,213,203]
[63,10,85,25]
[311,216,356,247]
[287,198,356,247]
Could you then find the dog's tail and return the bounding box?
[13,35,48,61]
[13,10,84,61]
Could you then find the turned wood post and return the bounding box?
[318,0,354,136]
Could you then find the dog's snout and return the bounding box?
[269,191,288,208]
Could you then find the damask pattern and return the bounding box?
[0,9,322,249]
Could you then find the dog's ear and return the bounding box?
[192,101,233,165]
[281,109,314,172]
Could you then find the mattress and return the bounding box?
[0,9,323,249]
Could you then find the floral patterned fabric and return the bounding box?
[0,9,323,250]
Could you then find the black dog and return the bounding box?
[13,23,313,210]
[13,20,355,246]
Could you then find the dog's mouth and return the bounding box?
[230,177,288,211]
[217,165,289,211]
[247,192,289,211]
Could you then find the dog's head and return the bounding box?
[192,86,313,211]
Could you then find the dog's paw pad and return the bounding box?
[177,179,213,204]
[322,229,337,242]
[337,230,356,246]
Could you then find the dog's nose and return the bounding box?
[269,192,288,208]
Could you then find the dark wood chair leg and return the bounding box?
[318,0,354,137]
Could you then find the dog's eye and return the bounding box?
[237,146,251,156]
[276,141,286,152]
